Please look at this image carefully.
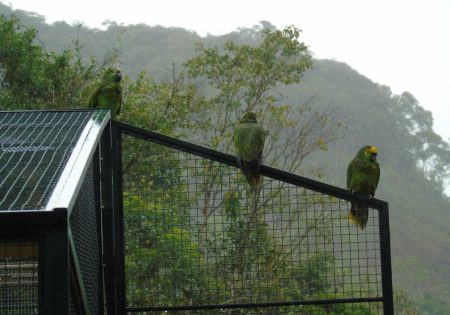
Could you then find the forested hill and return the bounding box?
[2,4,450,314]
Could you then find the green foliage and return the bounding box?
[124,193,210,307]
[186,26,312,111]
[0,14,100,109]
[185,25,312,114]
[184,25,343,175]
[297,60,450,314]
[119,70,207,135]
[391,91,450,191]
[177,28,352,314]
[0,12,205,137]
[114,24,369,315]
[394,289,420,315]
[2,5,450,313]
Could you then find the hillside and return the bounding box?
[297,60,450,314]
[2,4,450,314]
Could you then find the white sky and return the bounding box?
[3,0,450,142]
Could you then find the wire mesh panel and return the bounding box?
[0,110,109,315]
[0,111,93,210]
[119,127,388,314]
[69,161,101,314]
[0,241,39,315]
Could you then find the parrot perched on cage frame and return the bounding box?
[89,67,122,119]
[347,145,380,230]
[233,111,266,189]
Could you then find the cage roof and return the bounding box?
[0,110,109,211]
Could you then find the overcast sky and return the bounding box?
[3,0,450,142]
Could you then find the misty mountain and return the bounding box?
[2,4,450,314]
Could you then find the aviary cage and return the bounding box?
[0,110,393,314]
[0,110,112,314]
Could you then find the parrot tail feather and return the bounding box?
[348,202,369,230]
[237,158,261,189]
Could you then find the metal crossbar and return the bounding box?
[113,121,393,314]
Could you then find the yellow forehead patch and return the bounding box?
[370,146,378,154]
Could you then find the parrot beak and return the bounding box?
[369,146,378,162]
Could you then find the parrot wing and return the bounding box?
[346,158,355,191]
[233,121,265,189]
[347,150,380,230]
[88,85,101,108]
[88,82,122,119]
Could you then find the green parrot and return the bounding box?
[347,145,380,230]
[233,111,266,189]
[89,67,122,119]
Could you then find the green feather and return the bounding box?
[233,112,266,188]
[347,145,380,230]
[89,67,122,119]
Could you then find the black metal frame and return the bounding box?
[99,119,127,315]
[111,120,394,314]
[0,209,69,314]
[100,121,118,315]
[0,110,394,313]
[0,109,110,314]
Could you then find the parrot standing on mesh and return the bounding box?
[89,67,122,119]
[233,111,266,189]
[347,145,380,230]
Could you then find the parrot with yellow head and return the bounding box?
[347,145,380,230]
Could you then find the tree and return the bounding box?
[119,66,207,135]
[0,13,395,312]
[185,25,343,170]
[181,25,347,311]
[0,14,106,109]
[391,92,450,191]
[394,290,420,315]
[0,14,206,137]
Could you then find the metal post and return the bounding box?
[41,208,69,315]
[93,147,105,315]
[379,202,394,314]
[100,121,117,315]
[111,121,127,312]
